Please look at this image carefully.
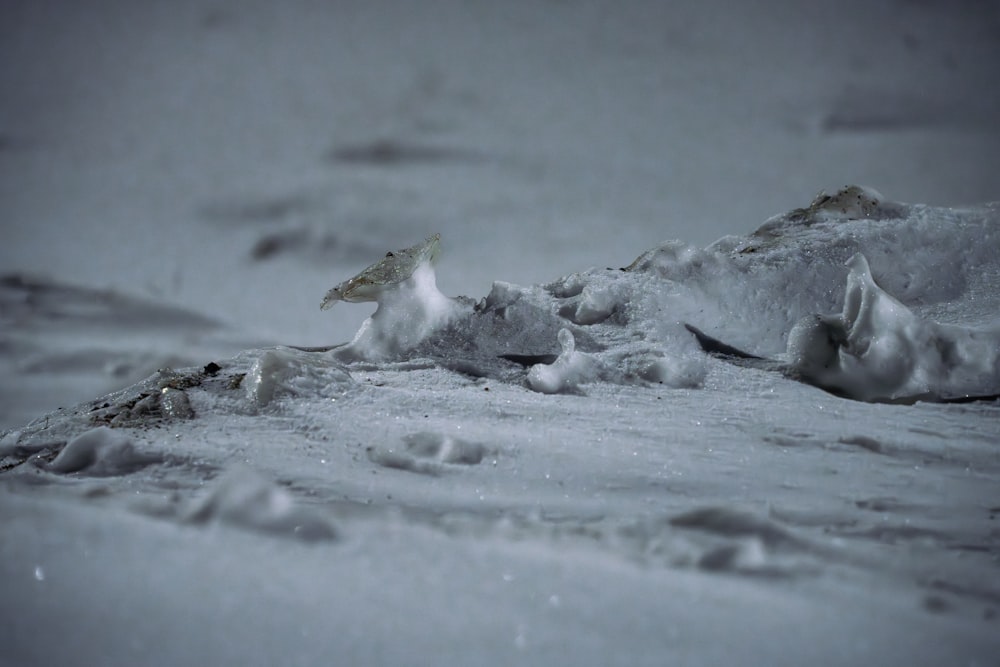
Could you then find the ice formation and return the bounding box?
[322,234,467,361]
[527,329,605,394]
[786,253,1000,402]
[244,346,353,408]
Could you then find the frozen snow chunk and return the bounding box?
[323,234,467,361]
[527,329,604,394]
[186,468,336,542]
[558,283,618,325]
[47,426,159,475]
[159,387,195,420]
[367,431,488,474]
[546,273,587,299]
[787,253,1000,402]
[245,347,353,408]
[478,280,529,311]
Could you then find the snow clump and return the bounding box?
[786,253,1000,402]
[47,426,158,475]
[527,329,606,394]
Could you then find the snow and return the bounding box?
[3,195,999,667]
[244,346,354,408]
[184,468,337,542]
[787,252,1000,402]
[2,2,1000,666]
[527,329,604,394]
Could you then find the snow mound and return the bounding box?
[310,188,999,403]
[696,537,770,573]
[47,426,158,475]
[762,185,905,231]
[0,274,265,431]
[186,469,336,542]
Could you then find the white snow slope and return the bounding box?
[2,194,999,667]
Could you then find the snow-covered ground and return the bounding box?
[2,2,999,665]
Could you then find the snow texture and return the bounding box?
[2,191,999,666]
[2,2,1000,665]
[244,346,354,408]
[46,426,156,475]
[185,468,337,542]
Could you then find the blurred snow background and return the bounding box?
[3,0,998,352]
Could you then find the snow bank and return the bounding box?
[315,188,998,404]
[2,188,994,433]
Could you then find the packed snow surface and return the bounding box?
[2,190,999,666]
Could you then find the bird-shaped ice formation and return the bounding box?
[321,234,465,361]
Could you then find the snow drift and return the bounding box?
[313,186,1000,402]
